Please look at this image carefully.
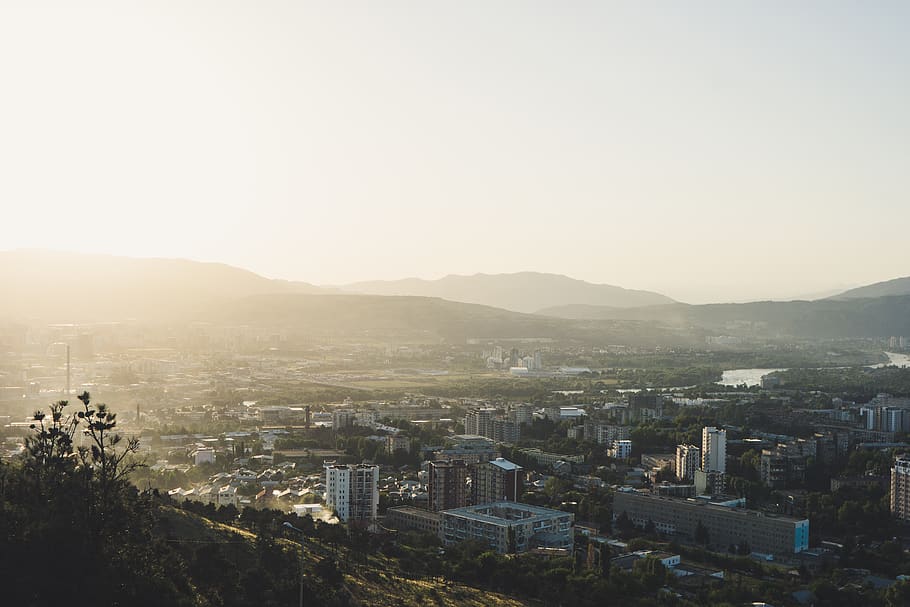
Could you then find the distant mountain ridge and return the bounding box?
[538,295,910,338]
[341,272,674,313]
[0,249,331,322]
[831,276,910,300]
[5,250,910,341]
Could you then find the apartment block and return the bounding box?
[440,501,573,554]
[613,491,809,555]
[324,463,380,522]
[428,459,469,512]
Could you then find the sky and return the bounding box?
[1,1,908,304]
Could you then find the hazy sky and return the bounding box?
[1,1,908,303]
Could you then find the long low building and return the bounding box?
[613,491,809,555]
[440,501,573,554]
[385,506,442,536]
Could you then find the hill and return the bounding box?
[0,249,331,322]
[154,506,527,607]
[537,295,910,339]
[831,276,910,300]
[0,251,691,345]
[210,293,690,345]
[342,272,674,313]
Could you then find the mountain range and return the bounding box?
[537,296,910,339]
[341,272,674,313]
[0,250,329,323]
[2,250,910,341]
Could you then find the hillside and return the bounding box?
[155,506,527,607]
[831,276,910,300]
[210,293,692,345]
[342,272,674,313]
[538,295,910,339]
[0,249,331,322]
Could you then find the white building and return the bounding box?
[324,463,380,522]
[609,440,632,459]
[464,408,497,437]
[701,427,726,474]
[676,444,700,481]
[193,448,215,466]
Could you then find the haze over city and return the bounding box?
[3,1,909,303]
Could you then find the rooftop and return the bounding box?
[442,501,571,525]
[489,457,522,471]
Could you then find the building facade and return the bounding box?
[386,506,441,536]
[609,439,632,459]
[324,463,380,522]
[472,457,524,505]
[891,455,910,521]
[676,444,700,481]
[428,459,469,512]
[702,427,727,473]
[613,491,809,555]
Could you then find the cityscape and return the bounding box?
[3,2,910,607]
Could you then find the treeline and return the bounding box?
[774,366,910,400]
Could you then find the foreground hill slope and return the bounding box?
[342,271,674,313]
[155,506,527,607]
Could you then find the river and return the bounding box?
[718,351,910,387]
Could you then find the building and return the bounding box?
[492,419,520,443]
[510,403,534,425]
[609,440,632,460]
[332,408,357,430]
[387,434,410,454]
[193,448,215,466]
[464,408,497,438]
[589,423,631,445]
[831,475,888,493]
[518,448,584,467]
[428,460,469,512]
[567,425,585,440]
[694,469,726,496]
[760,447,807,489]
[472,458,524,505]
[324,463,380,523]
[386,506,441,536]
[613,491,809,555]
[891,456,910,521]
[701,427,727,474]
[676,444,700,481]
[435,435,499,464]
[440,501,573,554]
[654,483,696,498]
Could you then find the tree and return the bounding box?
[2,394,192,606]
[694,520,710,546]
[73,391,143,539]
[885,581,910,607]
[599,543,612,578]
